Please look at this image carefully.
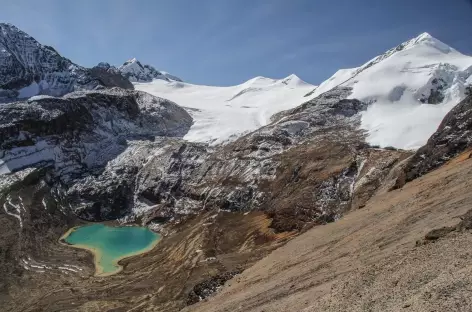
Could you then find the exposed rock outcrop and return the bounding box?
[405,94,472,181]
[89,65,134,90]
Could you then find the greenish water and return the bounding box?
[62,224,160,276]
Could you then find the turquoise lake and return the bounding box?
[61,224,160,276]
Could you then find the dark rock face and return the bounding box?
[66,139,208,221]
[420,78,446,104]
[187,270,242,305]
[0,89,193,220]
[0,88,191,148]
[405,94,472,181]
[89,66,134,90]
[0,23,133,101]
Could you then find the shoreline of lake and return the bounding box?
[59,224,160,277]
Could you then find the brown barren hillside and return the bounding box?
[186,152,472,312]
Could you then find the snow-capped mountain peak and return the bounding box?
[118,58,182,83]
[280,74,310,87]
[283,73,300,81]
[403,32,454,54]
[241,74,308,89]
[309,32,472,150]
[415,32,440,44]
[0,23,133,101]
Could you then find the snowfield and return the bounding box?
[311,32,472,149]
[135,74,317,145]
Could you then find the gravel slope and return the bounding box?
[186,153,472,312]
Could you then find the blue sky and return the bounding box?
[1,0,471,86]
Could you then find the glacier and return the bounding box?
[135,74,317,145]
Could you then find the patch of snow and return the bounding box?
[28,94,56,102]
[0,159,11,174]
[361,100,456,149]
[41,197,48,210]
[62,264,83,271]
[3,195,22,228]
[0,140,55,173]
[58,266,80,272]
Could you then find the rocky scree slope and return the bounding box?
[0,23,134,102]
[185,137,472,312]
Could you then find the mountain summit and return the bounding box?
[308,32,472,149]
[0,23,133,101]
[118,58,182,83]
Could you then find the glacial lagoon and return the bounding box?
[60,224,160,276]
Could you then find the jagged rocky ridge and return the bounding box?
[0,88,192,218]
[0,23,134,102]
